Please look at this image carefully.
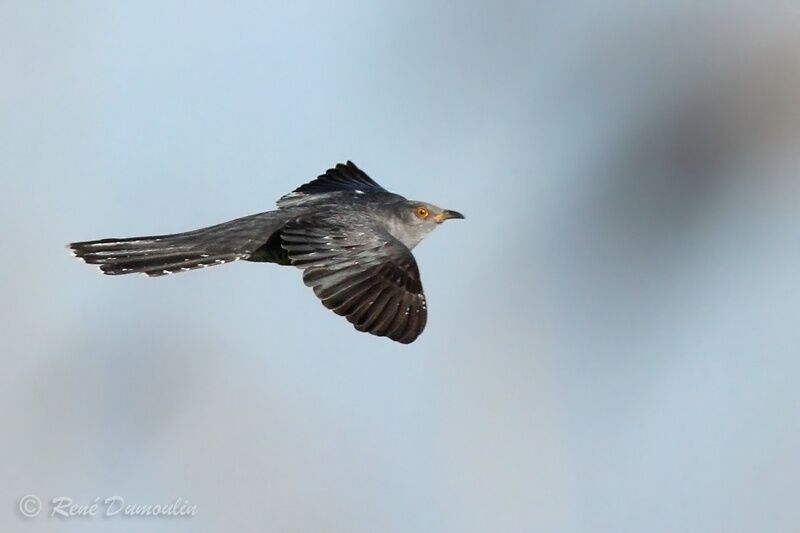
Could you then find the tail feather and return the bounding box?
[69,237,245,277]
[69,211,289,277]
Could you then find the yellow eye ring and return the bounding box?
[415,206,429,219]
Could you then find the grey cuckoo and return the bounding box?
[69,161,464,344]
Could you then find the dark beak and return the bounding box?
[434,209,465,223]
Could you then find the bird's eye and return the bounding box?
[414,207,429,219]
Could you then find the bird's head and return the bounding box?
[388,200,465,249]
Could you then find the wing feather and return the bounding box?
[277,161,390,208]
[281,218,427,344]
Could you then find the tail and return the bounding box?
[69,235,245,277]
[69,212,286,277]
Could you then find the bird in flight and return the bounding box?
[69,161,464,344]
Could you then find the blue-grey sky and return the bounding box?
[3,2,800,532]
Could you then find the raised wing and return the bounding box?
[277,161,389,208]
[281,217,427,344]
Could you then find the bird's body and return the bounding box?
[70,161,463,344]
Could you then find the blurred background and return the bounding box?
[2,1,800,532]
